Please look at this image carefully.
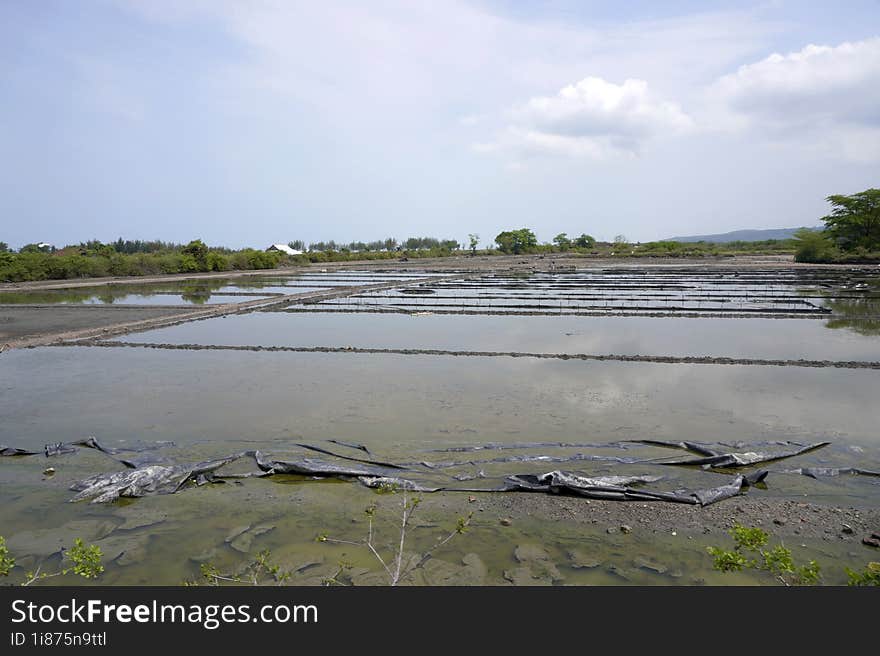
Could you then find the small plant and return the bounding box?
[374,482,400,495]
[22,538,104,586]
[322,560,354,586]
[707,524,820,586]
[845,562,880,587]
[68,539,104,579]
[189,549,291,586]
[0,536,15,576]
[319,489,473,586]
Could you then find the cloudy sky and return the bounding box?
[2,1,878,249]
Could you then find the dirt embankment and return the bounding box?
[0,306,203,347]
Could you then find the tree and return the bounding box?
[20,243,53,253]
[468,233,480,255]
[793,228,836,263]
[182,239,209,269]
[288,240,305,251]
[574,233,595,249]
[0,242,8,253]
[494,228,538,254]
[613,234,629,248]
[553,233,571,250]
[821,189,880,251]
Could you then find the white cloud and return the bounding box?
[712,37,880,126]
[482,77,693,159]
[116,1,777,129]
[707,37,880,161]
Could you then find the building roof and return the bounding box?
[266,244,302,255]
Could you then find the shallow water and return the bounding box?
[115,311,880,361]
[1,346,878,584]
[1,265,879,586]
[0,283,331,305]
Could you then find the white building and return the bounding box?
[266,244,303,256]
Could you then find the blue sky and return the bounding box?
[2,0,879,249]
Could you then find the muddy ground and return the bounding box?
[0,305,204,346]
[465,493,880,545]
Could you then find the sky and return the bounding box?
[1,0,879,249]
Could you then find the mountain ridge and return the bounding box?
[665,227,819,243]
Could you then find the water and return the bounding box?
[1,265,878,586]
[114,311,880,361]
[0,281,311,306]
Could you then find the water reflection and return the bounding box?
[0,280,230,305]
[822,279,880,336]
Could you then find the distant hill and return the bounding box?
[665,227,820,243]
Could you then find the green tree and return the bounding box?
[553,233,571,250]
[182,239,209,270]
[468,233,480,255]
[20,243,53,253]
[0,242,8,253]
[822,189,880,251]
[574,233,595,248]
[495,228,538,254]
[793,228,836,263]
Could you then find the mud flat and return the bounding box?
[0,305,204,346]
[472,492,880,543]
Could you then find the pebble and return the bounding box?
[841,524,854,535]
[620,525,632,534]
[42,467,55,476]
[773,518,786,526]
[500,518,512,527]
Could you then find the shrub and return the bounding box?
[794,229,837,263]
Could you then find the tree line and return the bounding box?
[794,188,880,263]
[0,239,283,282]
[295,237,459,253]
[2,189,874,281]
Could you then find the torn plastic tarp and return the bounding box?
[294,443,406,469]
[38,436,175,466]
[251,451,404,478]
[782,467,880,479]
[355,469,769,507]
[635,440,830,469]
[499,470,768,506]
[69,453,247,504]
[0,445,40,457]
[427,441,630,453]
[358,476,441,492]
[327,439,371,455]
[417,452,639,470]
